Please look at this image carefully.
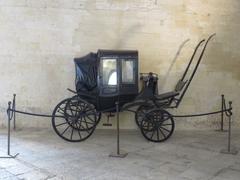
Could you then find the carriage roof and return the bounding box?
[97,49,138,59]
[74,50,138,64]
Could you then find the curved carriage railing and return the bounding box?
[175,33,216,108]
[122,33,216,111]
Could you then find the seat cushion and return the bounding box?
[155,91,179,100]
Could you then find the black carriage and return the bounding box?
[52,50,139,142]
[52,34,215,143]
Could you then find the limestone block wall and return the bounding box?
[0,0,239,130]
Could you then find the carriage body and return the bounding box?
[52,34,215,143]
[74,50,139,111]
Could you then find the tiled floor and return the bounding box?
[0,128,240,180]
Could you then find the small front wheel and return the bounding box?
[140,109,175,142]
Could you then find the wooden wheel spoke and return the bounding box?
[74,102,80,116]
[78,117,82,129]
[57,107,65,114]
[70,127,74,140]
[75,121,82,138]
[56,111,65,116]
[150,130,155,139]
[82,119,95,125]
[75,118,90,133]
[160,126,170,133]
[157,128,160,140]
[55,122,68,127]
[161,123,172,126]
[163,115,171,121]
[77,128,82,139]
[144,130,150,134]
[85,108,96,114]
[61,125,70,136]
[85,115,95,123]
[158,127,166,138]
[147,121,151,130]
[82,117,90,133]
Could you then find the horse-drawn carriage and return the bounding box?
[52,34,215,143]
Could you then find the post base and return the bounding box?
[109,151,128,158]
[220,149,238,155]
[0,153,19,159]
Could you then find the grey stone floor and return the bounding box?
[0,128,240,180]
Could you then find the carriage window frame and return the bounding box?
[100,58,118,86]
[121,59,135,84]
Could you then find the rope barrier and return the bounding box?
[7,106,232,119]
[1,93,237,159]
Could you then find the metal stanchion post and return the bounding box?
[221,94,224,131]
[13,94,16,130]
[117,101,120,155]
[216,95,227,132]
[220,101,238,155]
[109,102,127,158]
[0,101,19,158]
[7,102,11,156]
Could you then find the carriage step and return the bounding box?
[103,123,112,126]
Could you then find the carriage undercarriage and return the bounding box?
[52,95,176,143]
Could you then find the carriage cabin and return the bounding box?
[74,50,138,111]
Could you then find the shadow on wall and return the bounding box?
[160,38,190,91]
[113,23,142,49]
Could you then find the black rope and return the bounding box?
[171,108,232,118]
[6,101,232,119]
[8,107,232,119]
[8,109,64,118]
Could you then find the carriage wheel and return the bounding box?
[65,96,101,131]
[140,109,174,142]
[135,105,154,127]
[52,98,100,142]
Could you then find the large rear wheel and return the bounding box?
[52,97,100,142]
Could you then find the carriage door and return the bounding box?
[120,59,138,95]
[99,58,119,96]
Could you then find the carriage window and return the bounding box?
[122,59,134,83]
[102,59,117,85]
[108,71,117,85]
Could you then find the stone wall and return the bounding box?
[0,0,239,129]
